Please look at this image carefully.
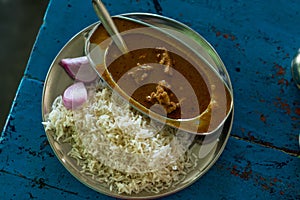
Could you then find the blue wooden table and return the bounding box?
[1,0,299,199]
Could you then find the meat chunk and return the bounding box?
[127,63,153,84]
[156,47,173,76]
[146,80,180,114]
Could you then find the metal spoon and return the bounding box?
[92,0,128,53]
[291,49,300,89]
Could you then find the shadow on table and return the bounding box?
[0,0,49,132]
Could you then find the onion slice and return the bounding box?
[63,82,87,109]
[59,56,98,83]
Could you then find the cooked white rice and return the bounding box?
[43,82,197,194]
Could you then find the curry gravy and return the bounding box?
[106,44,210,119]
[90,18,232,132]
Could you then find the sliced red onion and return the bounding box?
[63,82,87,110]
[59,56,98,83]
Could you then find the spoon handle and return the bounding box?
[92,0,128,53]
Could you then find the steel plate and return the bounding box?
[42,13,234,199]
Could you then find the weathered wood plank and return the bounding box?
[157,0,300,154]
[1,78,298,199]
[2,0,300,199]
[23,0,300,153]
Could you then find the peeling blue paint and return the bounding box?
[1,0,300,199]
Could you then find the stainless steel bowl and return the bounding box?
[85,13,233,135]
